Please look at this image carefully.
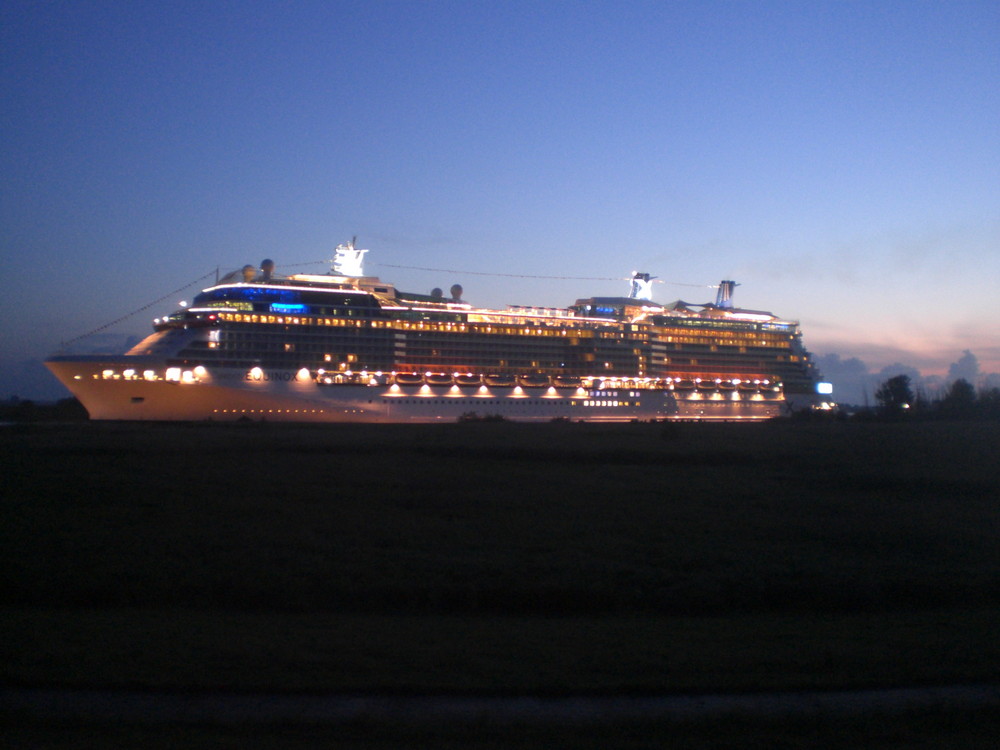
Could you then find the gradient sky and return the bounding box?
[2,0,998,400]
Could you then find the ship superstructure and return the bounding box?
[46,242,829,422]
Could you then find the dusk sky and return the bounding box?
[2,1,998,401]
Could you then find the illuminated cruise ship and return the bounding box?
[46,241,830,422]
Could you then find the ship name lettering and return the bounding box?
[245,370,294,382]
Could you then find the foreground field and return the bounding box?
[2,420,999,742]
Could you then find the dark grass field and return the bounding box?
[2,419,999,745]
[5,709,1000,750]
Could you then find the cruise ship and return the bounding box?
[46,241,830,422]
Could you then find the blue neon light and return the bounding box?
[270,303,309,313]
[195,287,303,305]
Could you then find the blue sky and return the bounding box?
[2,0,998,400]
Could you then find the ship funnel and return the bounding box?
[629,272,655,301]
[715,280,738,308]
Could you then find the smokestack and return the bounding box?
[716,280,737,308]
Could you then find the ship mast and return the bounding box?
[332,237,368,277]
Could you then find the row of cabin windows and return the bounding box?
[216,311,796,347]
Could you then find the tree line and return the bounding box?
[0,397,88,422]
[869,375,1000,420]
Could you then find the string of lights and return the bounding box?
[282,258,713,288]
[372,262,713,288]
[280,260,329,269]
[61,269,218,348]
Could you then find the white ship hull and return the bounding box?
[46,356,784,423]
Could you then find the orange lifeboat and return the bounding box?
[484,374,517,387]
[552,376,580,389]
[517,374,551,388]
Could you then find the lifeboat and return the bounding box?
[392,372,424,385]
[738,380,759,392]
[425,372,454,385]
[517,374,551,388]
[718,380,737,391]
[673,379,696,390]
[695,379,717,391]
[552,376,580,389]
[484,374,517,387]
[454,373,483,386]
